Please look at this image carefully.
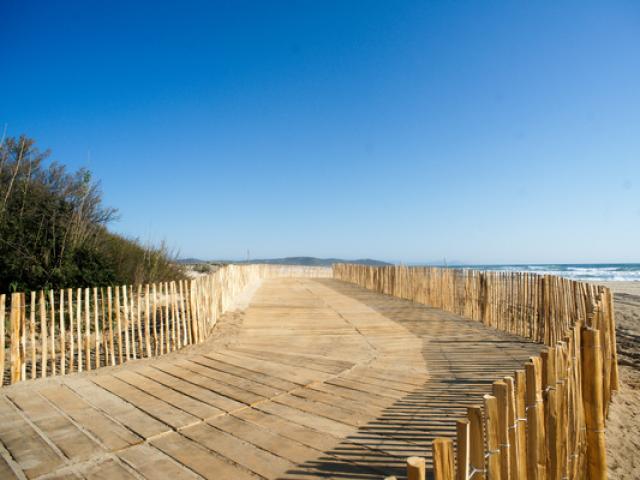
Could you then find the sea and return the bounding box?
[454,264,640,282]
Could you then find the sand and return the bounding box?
[597,282,640,479]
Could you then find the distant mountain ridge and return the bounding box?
[178,256,392,267]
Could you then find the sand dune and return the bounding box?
[599,282,640,478]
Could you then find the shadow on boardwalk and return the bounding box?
[279,279,542,480]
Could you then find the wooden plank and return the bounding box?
[137,366,245,412]
[7,390,101,462]
[118,443,201,480]
[179,358,284,398]
[150,432,259,480]
[0,397,64,478]
[208,413,321,464]
[113,370,224,420]
[66,378,169,439]
[79,458,137,479]
[91,375,199,430]
[186,355,297,391]
[149,363,248,411]
[181,422,293,478]
[38,385,141,451]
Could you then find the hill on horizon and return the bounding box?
[178,256,392,267]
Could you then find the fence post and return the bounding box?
[433,438,454,480]
[468,405,486,480]
[456,419,470,480]
[10,293,22,384]
[493,380,510,480]
[581,328,607,480]
[525,357,546,480]
[484,394,501,479]
[0,294,5,384]
[407,456,426,480]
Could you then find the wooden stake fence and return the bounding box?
[0,265,330,385]
[333,264,618,480]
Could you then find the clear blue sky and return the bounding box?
[2,1,639,264]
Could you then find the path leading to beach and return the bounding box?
[0,278,542,479]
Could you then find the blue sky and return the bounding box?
[2,1,639,263]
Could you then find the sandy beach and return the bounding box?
[598,282,640,478]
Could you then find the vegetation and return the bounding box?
[0,134,184,292]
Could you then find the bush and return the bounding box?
[0,134,184,292]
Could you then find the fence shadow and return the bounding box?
[277,279,543,479]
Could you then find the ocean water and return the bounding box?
[458,264,640,282]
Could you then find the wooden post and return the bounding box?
[129,286,137,360]
[93,287,100,369]
[164,282,170,352]
[484,394,502,480]
[10,293,22,384]
[20,293,26,381]
[144,284,151,357]
[123,285,130,360]
[59,289,66,375]
[0,294,6,384]
[504,376,522,480]
[136,285,143,357]
[107,287,115,366]
[67,288,76,372]
[40,291,48,378]
[30,292,36,379]
[456,419,470,480]
[67,289,74,373]
[100,288,108,368]
[526,357,546,480]
[49,290,56,375]
[407,456,426,480]
[115,286,123,364]
[152,283,159,355]
[76,288,82,372]
[493,380,511,480]
[581,328,607,480]
[468,405,485,480]
[433,438,454,480]
[543,347,560,480]
[84,288,91,371]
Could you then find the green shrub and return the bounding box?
[0,134,184,292]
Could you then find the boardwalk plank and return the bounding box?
[118,443,202,479]
[151,432,258,480]
[91,375,199,429]
[7,390,100,462]
[0,397,63,478]
[38,385,141,451]
[66,378,169,439]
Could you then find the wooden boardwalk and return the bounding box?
[0,278,542,480]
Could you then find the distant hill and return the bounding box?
[178,257,392,267]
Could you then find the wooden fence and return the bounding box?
[333,264,618,480]
[0,264,330,386]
